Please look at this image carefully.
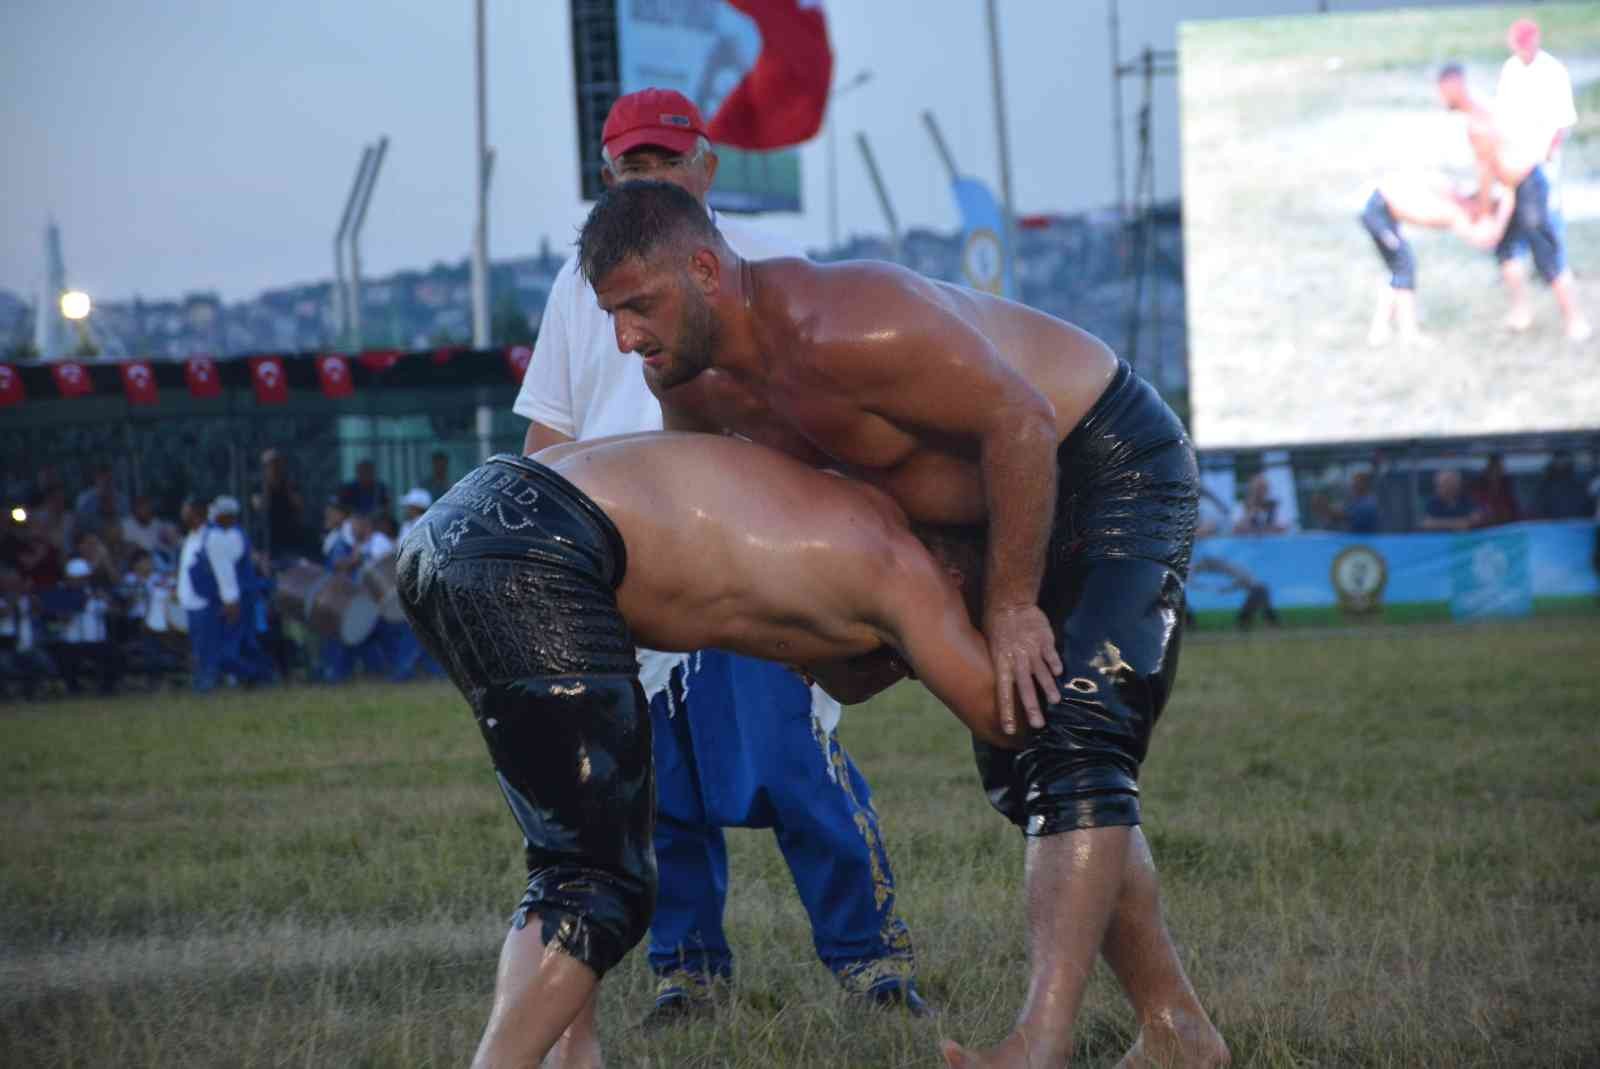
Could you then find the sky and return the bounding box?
[2,0,1491,305]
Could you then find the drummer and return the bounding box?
[318,508,390,684]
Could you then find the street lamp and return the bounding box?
[826,68,873,252]
[60,290,91,320]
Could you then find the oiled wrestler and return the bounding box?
[396,433,1003,1068]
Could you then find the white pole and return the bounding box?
[349,137,388,352]
[984,0,1017,285]
[471,0,491,349]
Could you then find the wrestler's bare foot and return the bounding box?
[1114,1009,1231,1069]
[1503,308,1534,332]
[940,1033,1059,1069]
[1366,323,1392,347]
[1567,318,1593,343]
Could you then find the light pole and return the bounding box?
[826,68,872,252]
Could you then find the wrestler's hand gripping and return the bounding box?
[985,603,1062,734]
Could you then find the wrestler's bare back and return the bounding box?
[535,431,969,671]
[663,260,1119,526]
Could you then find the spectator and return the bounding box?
[1231,473,1288,535]
[1304,490,1340,532]
[29,487,75,558]
[1345,470,1381,534]
[341,459,391,518]
[1495,19,1578,172]
[1471,453,1522,527]
[53,558,122,695]
[122,495,181,565]
[253,449,312,561]
[321,495,355,563]
[424,451,453,499]
[14,520,63,591]
[397,488,432,542]
[1421,469,1484,531]
[207,496,275,686]
[1532,450,1592,519]
[0,568,58,699]
[73,464,128,529]
[72,531,120,589]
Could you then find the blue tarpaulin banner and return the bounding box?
[951,177,1016,299]
[1187,520,1597,624]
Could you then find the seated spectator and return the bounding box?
[28,487,75,559]
[73,464,128,530]
[13,521,63,590]
[73,531,121,588]
[1532,450,1592,520]
[0,568,58,699]
[1471,453,1521,528]
[398,488,432,542]
[322,495,355,565]
[1421,469,1484,531]
[340,459,391,518]
[1231,473,1288,535]
[1345,470,1381,534]
[1304,490,1340,532]
[424,451,452,500]
[52,558,122,695]
[122,495,181,566]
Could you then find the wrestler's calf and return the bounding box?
[477,674,657,977]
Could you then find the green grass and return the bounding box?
[4,619,1600,1066]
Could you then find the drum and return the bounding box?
[361,556,405,624]
[273,561,379,645]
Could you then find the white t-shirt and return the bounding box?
[62,591,111,643]
[357,530,396,563]
[122,514,178,555]
[177,529,210,611]
[1495,51,1577,168]
[513,215,843,730]
[205,526,246,605]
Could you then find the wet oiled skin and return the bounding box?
[655,262,1119,527]
[540,431,939,666]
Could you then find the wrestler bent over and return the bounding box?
[399,438,1006,1067]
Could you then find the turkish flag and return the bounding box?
[51,361,95,399]
[358,349,402,373]
[505,345,533,381]
[0,363,24,407]
[249,355,289,405]
[185,356,222,398]
[121,360,160,406]
[705,0,832,150]
[316,354,355,398]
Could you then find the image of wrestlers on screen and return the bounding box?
[1180,2,1598,453]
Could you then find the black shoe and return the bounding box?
[862,978,937,1018]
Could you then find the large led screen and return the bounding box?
[1180,3,1599,448]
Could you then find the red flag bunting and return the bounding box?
[0,363,24,407]
[705,0,833,150]
[185,356,222,399]
[358,349,402,372]
[505,345,533,381]
[51,361,95,399]
[121,360,159,406]
[316,354,355,399]
[249,355,289,405]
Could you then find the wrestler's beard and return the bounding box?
[658,291,719,388]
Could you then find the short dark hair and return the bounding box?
[577,180,718,286]
[1437,61,1465,81]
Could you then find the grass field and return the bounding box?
[4,620,1599,1067]
[1180,3,1600,449]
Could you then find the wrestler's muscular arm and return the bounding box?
[808,276,1063,729]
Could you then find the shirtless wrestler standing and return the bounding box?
[396,435,1004,1068]
[577,180,1229,1068]
[1437,62,1591,341]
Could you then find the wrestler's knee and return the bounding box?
[485,675,657,977]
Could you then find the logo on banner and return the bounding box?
[1331,545,1387,615]
[962,227,1005,295]
[1450,531,1531,620]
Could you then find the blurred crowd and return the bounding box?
[0,450,452,702]
[1202,450,1600,539]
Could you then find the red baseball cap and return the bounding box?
[1508,19,1539,51]
[602,88,707,159]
